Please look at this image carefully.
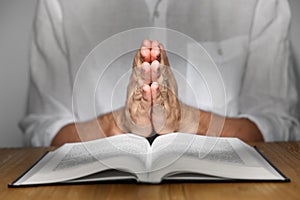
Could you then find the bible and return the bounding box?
[10,133,289,186]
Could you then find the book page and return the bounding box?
[149,133,284,183]
[14,134,150,185]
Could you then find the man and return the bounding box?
[21,0,300,146]
[51,39,263,146]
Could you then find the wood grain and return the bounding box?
[0,142,299,200]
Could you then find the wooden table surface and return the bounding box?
[0,142,300,200]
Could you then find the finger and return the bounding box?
[151,40,161,62]
[151,82,163,105]
[141,62,151,85]
[159,43,177,94]
[140,84,152,111]
[159,43,169,66]
[141,39,151,63]
[126,85,152,136]
[133,49,142,68]
[150,60,161,83]
[134,61,150,87]
[131,85,151,112]
[151,82,166,134]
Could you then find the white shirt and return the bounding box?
[20,0,300,146]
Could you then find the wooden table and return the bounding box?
[1,142,300,200]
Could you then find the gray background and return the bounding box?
[0,0,299,147]
[0,0,38,147]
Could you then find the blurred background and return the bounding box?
[0,0,38,147]
[0,0,299,147]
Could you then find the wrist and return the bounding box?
[197,110,208,135]
[199,111,227,137]
[177,104,200,134]
[97,111,124,136]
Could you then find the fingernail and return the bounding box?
[151,82,159,89]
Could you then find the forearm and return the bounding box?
[198,111,264,142]
[51,112,124,146]
[176,103,263,142]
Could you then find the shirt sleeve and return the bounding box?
[239,0,300,141]
[19,0,74,146]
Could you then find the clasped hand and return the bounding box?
[115,40,184,137]
[52,39,263,146]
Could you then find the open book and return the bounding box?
[10,133,289,186]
